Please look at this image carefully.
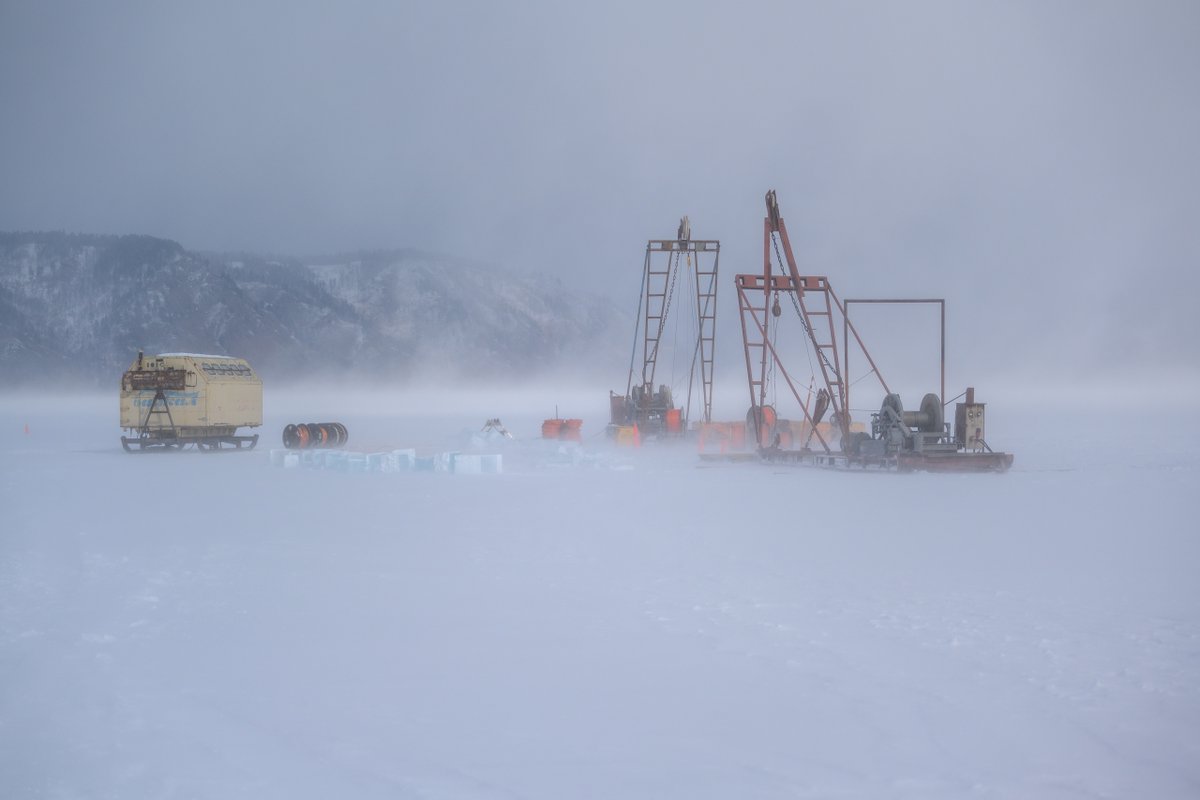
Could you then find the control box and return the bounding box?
[955,402,986,450]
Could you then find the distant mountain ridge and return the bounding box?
[0,232,626,386]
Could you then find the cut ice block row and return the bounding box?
[270,448,499,475]
[453,454,482,474]
[456,454,499,474]
[387,449,416,472]
[448,454,503,474]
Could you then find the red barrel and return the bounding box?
[561,419,583,442]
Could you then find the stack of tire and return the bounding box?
[282,422,348,449]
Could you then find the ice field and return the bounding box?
[2,388,1198,799]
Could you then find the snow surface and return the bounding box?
[2,388,1198,799]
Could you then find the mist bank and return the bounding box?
[7,366,1200,414]
[0,232,628,388]
[3,391,1197,798]
[5,230,1196,407]
[6,381,1197,468]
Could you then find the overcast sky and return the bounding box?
[2,1,1197,382]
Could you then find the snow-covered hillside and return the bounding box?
[1,390,1196,798]
[0,234,625,385]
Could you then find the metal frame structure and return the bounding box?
[736,191,889,452]
[731,190,1012,472]
[618,219,719,431]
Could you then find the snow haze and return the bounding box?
[2,2,1199,380]
[2,2,1199,795]
[2,388,1198,798]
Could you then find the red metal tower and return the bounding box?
[612,217,720,435]
[736,190,889,451]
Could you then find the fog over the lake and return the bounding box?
[2,386,1199,798]
[2,6,1199,797]
[2,1,1198,383]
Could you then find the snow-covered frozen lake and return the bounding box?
[2,388,1197,799]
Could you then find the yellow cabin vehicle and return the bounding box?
[119,351,263,452]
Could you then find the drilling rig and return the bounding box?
[734,191,1012,471]
[609,216,720,439]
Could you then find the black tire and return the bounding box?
[282,424,301,449]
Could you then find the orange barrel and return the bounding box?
[542,419,563,439]
[730,422,746,450]
[665,408,682,434]
[698,422,731,453]
[561,419,583,442]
